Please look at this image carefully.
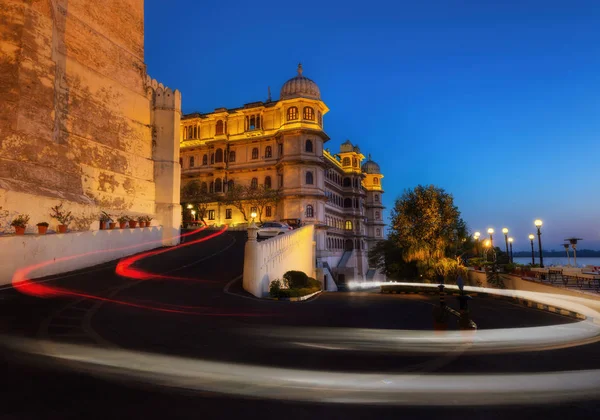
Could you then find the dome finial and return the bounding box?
[368,153,372,160]
[297,62,303,76]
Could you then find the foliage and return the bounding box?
[283,270,309,289]
[36,222,49,227]
[467,257,486,267]
[503,263,518,273]
[50,202,74,225]
[390,185,468,279]
[11,214,30,228]
[367,239,418,280]
[245,185,282,223]
[181,180,218,225]
[222,184,248,222]
[269,279,282,296]
[270,272,321,298]
[117,215,129,223]
[99,211,112,222]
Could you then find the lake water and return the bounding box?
[513,257,600,267]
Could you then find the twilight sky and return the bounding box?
[145,0,600,251]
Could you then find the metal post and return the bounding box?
[530,239,535,265]
[564,244,570,266]
[504,234,509,260]
[572,244,577,267]
[509,242,513,263]
[537,227,544,268]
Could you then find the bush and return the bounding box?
[269,279,282,297]
[283,270,309,289]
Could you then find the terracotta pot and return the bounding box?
[99,221,107,230]
[129,221,137,228]
[14,226,25,235]
[109,222,116,229]
[58,224,67,233]
[37,225,48,235]
[119,222,127,229]
[138,221,145,228]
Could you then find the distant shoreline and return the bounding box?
[513,250,600,257]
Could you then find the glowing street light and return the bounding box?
[483,239,491,262]
[186,204,194,209]
[502,228,509,259]
[529,234,535,265]
[508,237,514,263]
[487,228,494,248]
[534,219,544,268]
[474,231,481,257]
[251,211,257,223]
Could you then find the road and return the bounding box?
[1,228,599,419]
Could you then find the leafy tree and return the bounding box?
[181,180,217,225]
[390,185,468,280]
[246,185,282,223]
[222,184,249,222]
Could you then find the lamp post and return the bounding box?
[529,234,535,265]
[508,237,513,263]
[483,239,491,262]
[563,243,571,266]
[474,231,481,257]
[534,219,544,268]
[565,238,583,267]
[502,228,509,259]
[487,228,494,248]
[251,211,257,223]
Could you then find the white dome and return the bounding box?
[280,63,321,100]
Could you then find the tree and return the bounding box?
[181,180,217,225]
[367,237,418,280]
[222,184,249,222]
[390,185,468,280]
[245,185,282,223]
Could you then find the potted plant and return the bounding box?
[99,211,112,230]
[137,215,146,228]
[117,215,129,229]
[11,214,30,235]
[50,202,74,233]
[144,216,153,227]
[128,217,138,228]
[37,222,49,235]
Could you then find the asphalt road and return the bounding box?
[1,229,599,419]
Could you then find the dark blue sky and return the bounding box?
[145,0,600,251]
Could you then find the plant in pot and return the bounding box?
[128,216,138,228]
[37,222,49,235]
[11,214,30,235]
[137,215,146,228]
[50,203,74,233]
[99,211,112,230]
[144,216,153,227]
[117,215,129,229]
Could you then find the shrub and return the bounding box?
[269,279,282,297]
[36,222,49,227]
[11,214,30,228]
[50,202,74,225]
[283,270,309,289]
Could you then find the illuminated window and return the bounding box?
[287,107,298,121]
[229,151,236,162]
[342,157,350,166]
[265,176,272,189]
[251,177,258,189]
[252,148,259,159]
[303,107,314,120]
[188,126,193,139]
[345,220,353,230]
[215,178,222,193]
[306,171,313,185]
[248,115,260,131]
[202,154,207,165]
[265,146,272,158]
[305,139,313,153]
[225,208,232,219]
[189,156,195,168]
[208,210,215,220]
[374,177,379,185]
[216,120,224,135]
[306,205,314,218]
[266,206,272,217]
[215,148,223,163]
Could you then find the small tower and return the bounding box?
[362,153,385,244]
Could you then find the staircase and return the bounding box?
[337,250,352,268]
[366,268,376,280]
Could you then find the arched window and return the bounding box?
[353,158,358,167]
[345,220,353,230]
[183,127,187,140]
[215,148,223,163]
[306,171,314,185]
[287,107,298,121]
[317,111,322,126]
[305,139,313,153]
[306,205,314,218]
[193,126,198,139]
[374,177,379,185]
[251,177,258,189]
[376,228,381,237]
[215,178,222,192]
[249,116,256,130]
[202,154,207,165]
[374,194,379,203]
[343,177,351,187]
[265,146,272,158]
[188,126,193,139]
[252,148,259,159]
[303,107,314,120]
[342,157,350,166]
[215,120,224,135]
[201,182,207,193]
[189,156,195,168]
[375,211,380,220]
[344,198,352,208]
[209,181,214,193]
[229,151,236,163]
[210,153,215,164]
[265,176,272,189]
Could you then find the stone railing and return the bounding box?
[243,224,315,298]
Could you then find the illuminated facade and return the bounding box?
[180,65,385,281]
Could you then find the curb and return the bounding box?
[267,290,322,302]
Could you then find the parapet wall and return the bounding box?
[243,225,316,298]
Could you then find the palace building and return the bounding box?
[179,65,385,282]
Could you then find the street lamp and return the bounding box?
[528,234,535,265]
[534,219,544,268]
[508,237,514,263]
[474,231,481,257]
[190,209,196,221]
[251,211,257,223]
[487,228,494,248]
[502,228,509,259]
[483,239,491,262]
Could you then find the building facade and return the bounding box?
[180,65,385,281]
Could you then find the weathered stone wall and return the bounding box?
[0,0,163,231]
